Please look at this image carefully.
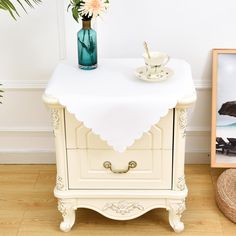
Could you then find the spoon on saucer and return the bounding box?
[143,41,151,59]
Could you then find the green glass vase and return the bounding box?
[77,20,97,70]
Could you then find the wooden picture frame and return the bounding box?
[211,49,236,168]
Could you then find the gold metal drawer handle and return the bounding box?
[103,161,137,174]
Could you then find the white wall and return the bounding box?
[0,0,65,163]
[1,0,236,163]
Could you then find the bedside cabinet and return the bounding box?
[43,59,196,233]
[43,94,195,233]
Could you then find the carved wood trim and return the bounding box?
[175,200,186,217]
[103,200,144,215]
[179,109,187,137]
[56,176,64,191]
[177,175,186,191]
[51,109,60,132]
[58,199,67,217]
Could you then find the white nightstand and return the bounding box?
[43,59,196,233]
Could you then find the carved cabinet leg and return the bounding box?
[168,200,186,233]
[58,199,76,232]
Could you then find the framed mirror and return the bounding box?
[211,49,236,168]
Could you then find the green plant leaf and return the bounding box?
[68,0,84,23]
[0,0,18,19]
[0,4,7,10]
[0,0,41,19]
[72,6,79,22]
[0,84,3,104]
[3,0,17,11]
[67,3,71,12]
[23,0,33,8]
[16,0,27,12]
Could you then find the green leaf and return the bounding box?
[67,3,71,11]
[17,0,27,12]
[0,1,18,20]
[0,0,41,19]
[23,0,33,8]
[0,81,3,105]
[5,0,20,16]
[0,4,7,10]
[72,6,79,22]
[67,0,84,23]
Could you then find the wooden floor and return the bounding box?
[0,165,235,236]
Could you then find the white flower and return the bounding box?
[80,0,109,18]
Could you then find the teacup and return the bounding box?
[143,52,169,76]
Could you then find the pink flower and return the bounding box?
[80,0,109,18]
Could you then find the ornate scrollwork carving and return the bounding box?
[168,199,186,233]
[58,199,76,232]
[177,175,186,191]
[56,176,64,191]
[179,109,187,137]
[58,199,67,217]
[175,200,186,217]
[103,200,144,215]
[51,109,60,132]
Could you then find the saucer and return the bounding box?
[135,66,174,82]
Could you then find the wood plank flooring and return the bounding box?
[0,165,235,236]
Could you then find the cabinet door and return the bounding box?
[67,148,173,190]
[65,109,174,150]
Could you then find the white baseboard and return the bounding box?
[185,151,210,164]
[0,150,56,164]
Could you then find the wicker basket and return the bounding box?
[216,169,236,223]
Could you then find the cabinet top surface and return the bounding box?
[45,58,196,102]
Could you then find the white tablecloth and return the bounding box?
[45,58,196,152]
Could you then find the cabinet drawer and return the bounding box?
[67,149,172,190]
[65,109,174,150]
